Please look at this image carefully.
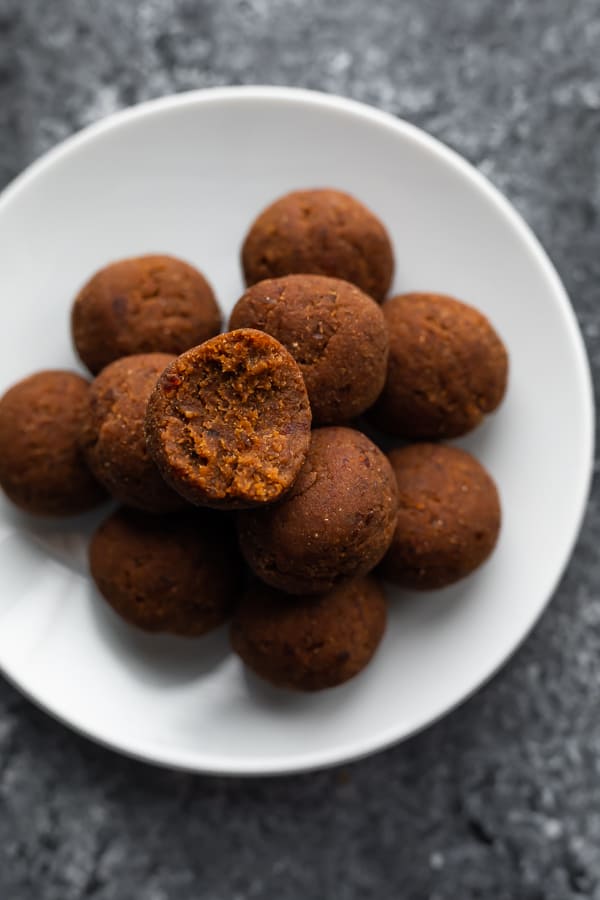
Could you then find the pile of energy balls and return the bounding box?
[0,189,507,692]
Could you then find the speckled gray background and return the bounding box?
[1,1,600,898]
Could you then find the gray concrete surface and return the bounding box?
[1,1,600,897]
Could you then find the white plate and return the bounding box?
[0,87,593,775]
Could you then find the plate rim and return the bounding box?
[0,85,594,776]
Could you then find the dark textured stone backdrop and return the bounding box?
[1,2,600,898]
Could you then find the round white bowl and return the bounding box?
[0,87,593,775]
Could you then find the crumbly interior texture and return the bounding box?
[230,576,387,691]
[242,189,394,303]
[229,274,389,424]
[79,352,185,513]
[237,426,398,594]
[146,329,311,509]
[90,507,242,635]
[0,370,106,516]
[72,254,221,374]
[370,293,508,439]
[381,443,501,589]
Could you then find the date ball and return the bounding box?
[229,274,389,425]
[90,507,242,635]
[72,254,221,374]
[237,426,398,594]
[79,353,186,513]
[231,576,387,691]
[242,189,394,302]
[0,371,105,516]
[370,293,508,439]
[146,329,311,509]
[381,444,501,590]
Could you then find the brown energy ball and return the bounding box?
[369,293,508,439]
[231,576,387,691]
[381,444,501,590]
[72,254,221,374]
[242,189,394,302]
[237,426,398,594]
[90,507,242,635]
[229,274,389,425]
[79,353,186,513]
[0,371,106,516]
[146,329,311,509]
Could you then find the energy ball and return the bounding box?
[0,371,105,516]
[229,274,389,425]
[381,444,501,590]
[90,507,242,635]
[146,329,311,509]
[370,293,508,439]
[79,353,186,513]
[242,189,394,302]
[72,254,221,374]
[231,576,387,691]
[237,426,398,594]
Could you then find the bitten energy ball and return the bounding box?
[229,274,389,424]
[79,353,185,513]
[146,329,311,509]
[231,576,387,691]
[0,371,105,516]
[242,189,394,302]
[237,426,398,594]
[370,293,508,439]
[90,507,242,635]
[381,444,501,590]
[72,254,221,374]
